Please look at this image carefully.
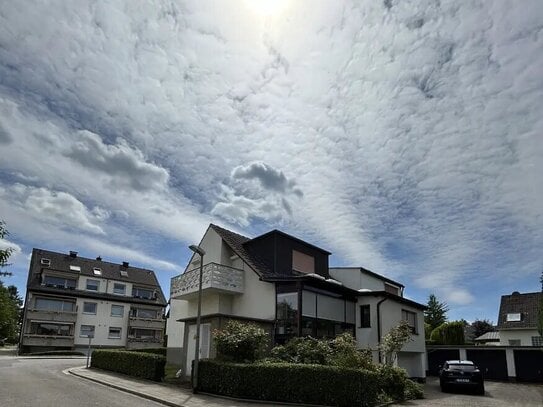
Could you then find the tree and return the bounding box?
[379,320,413,366]
[0,221,14,277]
[430,321,465,345]
[471,319,495,339]
[424,294,449,332]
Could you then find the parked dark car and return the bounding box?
[439,360,485,395]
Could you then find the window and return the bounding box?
[29,322,72,336]
[360,305,371,328]
[35,297,75,312]
[532,336,543,346]
[40,258,51,266]
[506,313,522,322]
[113,283,126,295]
[129,328,160,339]
[292,250,315,274]
[83,302,97,314]
[108,327,122,339]
[43,275,77,289]
[131,308,158,319]
[86,279,100,291]
[132,287,153,299]
[120,270,128,277]
[111,305,124,317]
[80,325,95,338]
[69,265,81,272]
[93,267,102,276]
[402,309,418,334]
[508,339,521,346]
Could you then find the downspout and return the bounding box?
[377,297,388,363]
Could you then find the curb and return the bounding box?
[68,368,183,407]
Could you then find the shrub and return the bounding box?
[213,320,268,362]
[377,365,408,402]
[404,379,424,400]
[198,360,380,407]
[270,336,331,365]
[91,349,166,381]
[379,320,413,366]
[329,333,375,370]
[130,347,167,356]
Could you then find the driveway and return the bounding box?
[394,377,543,407]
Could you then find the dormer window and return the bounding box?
[506,313,522,322]
[69,265,81,272]
[93,268,102,276]
[40,258,51,266]
[292,250,315,274]
[120,270,128,277]
[384,283,399,296]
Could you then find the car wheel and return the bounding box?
[477,384,485,395]
[440,383,448,393]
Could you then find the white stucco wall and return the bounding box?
[166,299,188,348]
[73,298,130,346]
[231,261,275,320]
[185,227,225,271]
[499,329,540,346]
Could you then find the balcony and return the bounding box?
[26,309,78,323]
[170,262,244,299]
[21,334,74,348]
[128,317,165,330]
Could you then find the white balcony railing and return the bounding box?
[170,262,244,299]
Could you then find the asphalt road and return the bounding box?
[0,349,164,407]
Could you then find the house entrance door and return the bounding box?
[185,323,210,375]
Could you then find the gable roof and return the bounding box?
[30,248,167,305]
[497,291,542,329]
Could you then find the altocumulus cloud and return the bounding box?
[65,131,169,192]
[212,162,303,226]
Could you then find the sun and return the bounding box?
[245,0,290,16]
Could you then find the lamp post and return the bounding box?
[189,244,205,393]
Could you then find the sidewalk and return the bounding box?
[69,366,271,407]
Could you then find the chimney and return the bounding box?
[69,251,78,258]
[122,261,129,268]
[96,256,102,261]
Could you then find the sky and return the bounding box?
[0,0,542,324]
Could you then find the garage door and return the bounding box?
[427,349,460,376]
[514,350,543,382]
[466,349,508,380]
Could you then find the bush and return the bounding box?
[404,379,424,400]
[270,336,331,365]
[213,320,268,362]
[198,360,380,407]
[377,365,408,402]
[91,349,166,381]
[130,347,167,356]
[329,333,375,370]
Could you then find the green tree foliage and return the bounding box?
[424,294,449,332]
[0,221,14,276]
[430,321,465,345]
[471,319,495,339]
[379,320,413,366]
[213,320,269,362]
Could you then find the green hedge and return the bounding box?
[198,360,380,407]
[130,347,167,356]
[91,349,166,381]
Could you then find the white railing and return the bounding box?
[170,262,244,298]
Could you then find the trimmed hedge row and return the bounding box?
[130,347,167,356]
[91,349,166,381]
[198,360,380,407]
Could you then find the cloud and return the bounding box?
[65,131,169,192]
[0,123,12,144]
[212,162,303,226]
[0,184,107,235]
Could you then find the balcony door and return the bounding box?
[185,323,210,375]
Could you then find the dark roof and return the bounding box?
[330,267,405,288]
[29,248,167,305]
[248,229,332,255]
[210,224,275,277]
[497,291,542,329]
[356,290,427,310]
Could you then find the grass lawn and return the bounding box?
[163,364,191,387]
